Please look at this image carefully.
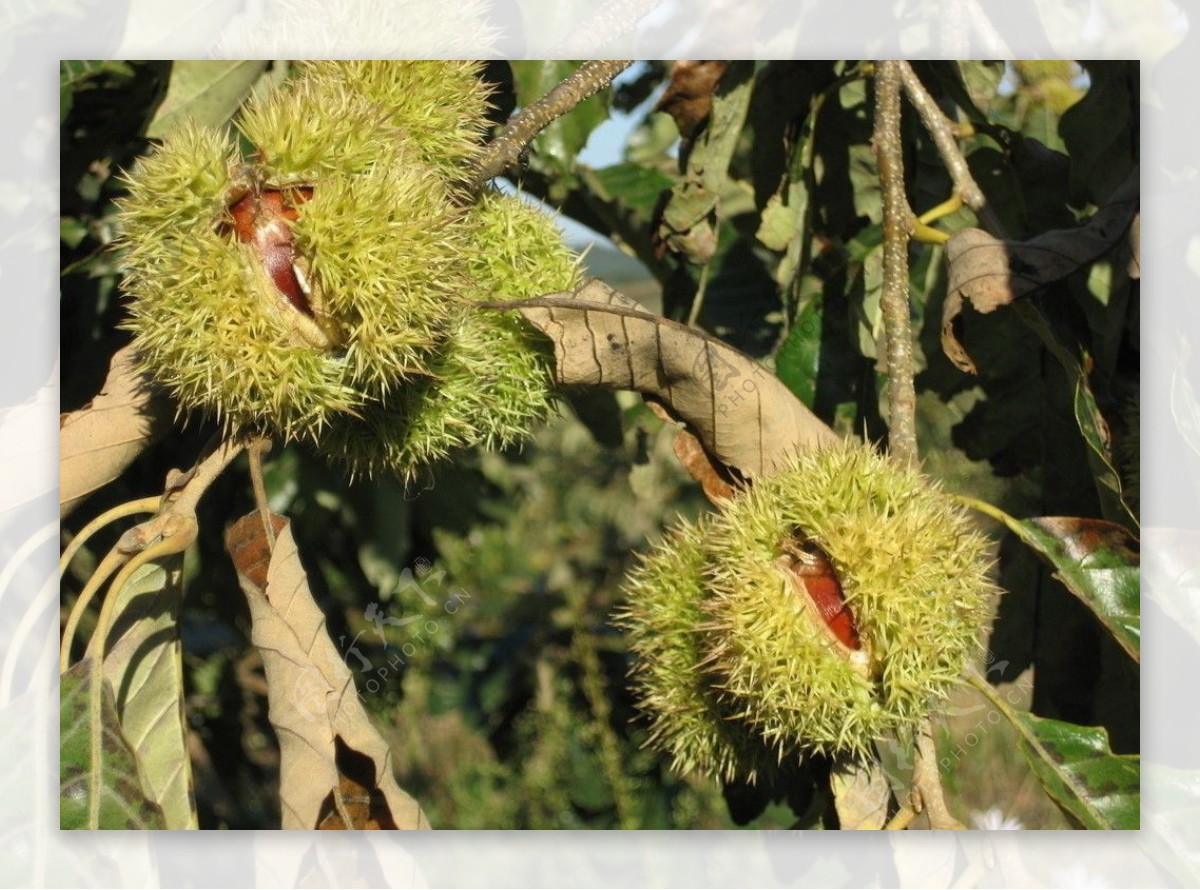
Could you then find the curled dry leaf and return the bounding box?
[60,344,171,518]
[225,512,429,830]
[656,60,729,140]
[942,168,1138,374]
[486,278,838,482]
[644,399,738,502]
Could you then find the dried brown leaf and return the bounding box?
[644,400,738,502]
[225,512,429,830]
[60,345,171,517]
[831,757,890,830]
[656,60,729,139]
[490,278,838,481]
[942,169,1138,373]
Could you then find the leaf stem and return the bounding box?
[60,496,162,579]
[913,717,965,829]
[248,437,276,551]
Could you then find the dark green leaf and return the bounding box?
[775,296,823,406]
[1073,369,1139,527]
[967,500,1139,661]
[972,675,1138,829]
[1012,712,1139,829]
[1060,62,1139,205]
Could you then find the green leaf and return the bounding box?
[1014,306,1138,527]
[91,558,196,828]
[60,660,166,830]
[60,60,136,124]
[582,162,674,224]
[963,499,1139,662]
[972,674,1139,829]
[956,61,1006,120]
[775,296,823,406]
[756,184,805,252]
[60,217,88,249]
[1015,714,1139,829]
[656,62,754,266]
[146,60,268,138]
[1073,368,1139,527]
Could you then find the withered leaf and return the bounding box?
[942,168,1138,373]
[316,737,400,830]
[656,60,730,140]
[60,345,171,518]
[831,757,890,830]
[225,512,429,830]
[488,279,838,482]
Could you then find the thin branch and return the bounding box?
[467,61,633,192]
[873,60,919,468]
[550,0,665,56]
[913,718,965,829]
[897,61,1007,237]
[876,64,962,830]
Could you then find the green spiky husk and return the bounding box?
[118,63,577,477]
[704,441,993,758]
[319,190,580,480]
[614,518,783,784]
[294,60,492,179]
[619,440,994,779]
[117,123,364,438]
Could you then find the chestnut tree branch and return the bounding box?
[873,60,919,468]
[550,0,665,56]
[897,61,1007,237]
[877,61,965,831]
[467,60,633,191]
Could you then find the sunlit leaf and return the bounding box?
[147,60,268,138]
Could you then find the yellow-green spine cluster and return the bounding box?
[118,61,577,479]
[618,441,994,781]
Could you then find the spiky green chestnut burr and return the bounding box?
[117,122,364,438]
[619,440,994,779]
[119,61,579,480]
[293,60,493,179]
[318,190,581,480]
[615,517,782,784]
[702,441,993,759]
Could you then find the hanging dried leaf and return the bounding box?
[656,60,729,140]
[831,757,890,830]
[225,512,429,830]
[942,169,1138,373]
[487,278,838,481]
[60,345,171,518]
